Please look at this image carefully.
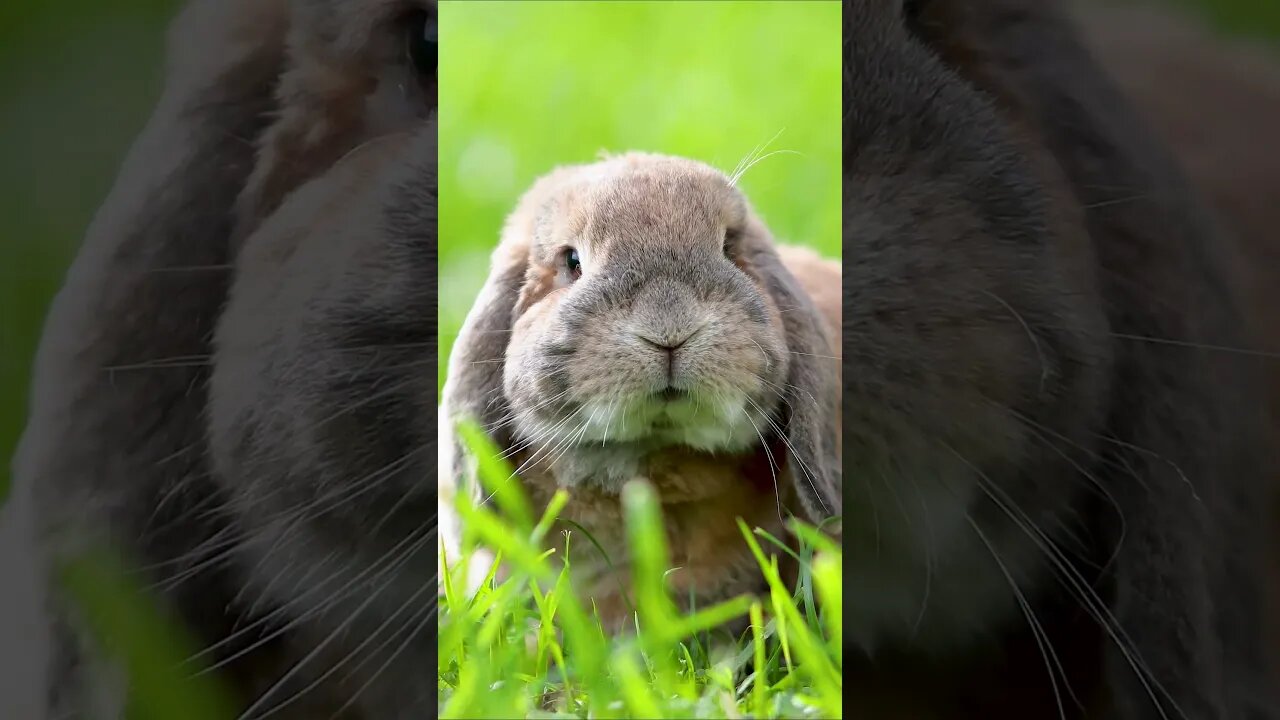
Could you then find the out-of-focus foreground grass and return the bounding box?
[437,0,843,392]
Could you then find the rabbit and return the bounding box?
[8,0,442,717]
[436,152,842,631]
[831,1,1279,718]
[5,0,1279,718]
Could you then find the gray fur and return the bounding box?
[839,1,1276,718]
[9,0,439,717]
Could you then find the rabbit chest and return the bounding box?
[514,441,795,631]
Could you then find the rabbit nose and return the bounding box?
[636,328,697,353]
[635,325,705,381]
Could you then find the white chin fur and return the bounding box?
[573,393,764,452]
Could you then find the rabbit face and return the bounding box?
[500,155,794,469]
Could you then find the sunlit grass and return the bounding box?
[438,420,844,719]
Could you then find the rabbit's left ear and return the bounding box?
[742,223,842,525]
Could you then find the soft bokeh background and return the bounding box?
[437,0,843,392]
[1,0,1278,496]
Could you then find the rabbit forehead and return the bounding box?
[532,155,747,256]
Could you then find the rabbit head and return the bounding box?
[442,152,840,524]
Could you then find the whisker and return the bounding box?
[741,404,786,525]
[329,594,439,719]
[981,289,1050,395]
[901,472,937,641]
[941,442,1185,720]
[198,526,433,671]
[743,394,831,517]
[966,514,1071,720]
[240,571,436,720]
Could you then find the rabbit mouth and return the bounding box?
[634,391,766,451]
[550,389,765,453]
[655,387,687,403]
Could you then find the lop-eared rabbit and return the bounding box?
[3,1,1279,718]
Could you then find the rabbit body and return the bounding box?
[438,153,843,632]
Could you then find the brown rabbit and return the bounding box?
[437,152,842,631]
[834,1,1278,718]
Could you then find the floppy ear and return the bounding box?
[233,24,377,243]
[23,0,290,552]
[741,218,842,527]
[440,239,531,498]
[441,166,588,498]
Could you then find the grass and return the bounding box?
[59,548,239,720]
[438,420,844,719]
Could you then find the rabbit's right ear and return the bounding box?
[441,239,531,499]
[441,166,586,497]
[25,0,290,501]
[20,0,291,556]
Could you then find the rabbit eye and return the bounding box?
[564,248,582,281]
[406,10,438,77]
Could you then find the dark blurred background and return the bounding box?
[2,0,1278,503]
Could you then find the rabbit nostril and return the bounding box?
[637,336,680,352]
[635,324,705,353]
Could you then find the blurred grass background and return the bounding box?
[437,1,843,392]
[0,0,1277,496]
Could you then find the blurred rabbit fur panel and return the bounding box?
[829,1,1280,719]
[11,0,442,718]
[437,152,843,630]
